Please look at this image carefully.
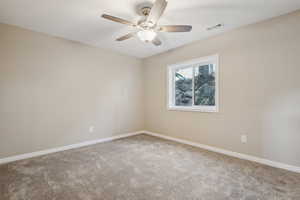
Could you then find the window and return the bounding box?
[167,55,219,112]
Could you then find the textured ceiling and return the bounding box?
[0,0,299,58]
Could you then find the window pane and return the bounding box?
[175,67,193,106]
[194,64,215,106]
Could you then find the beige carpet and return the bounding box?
[1,134,299,200]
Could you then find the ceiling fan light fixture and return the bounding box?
[137,29,157,42]
[102,0,192,46]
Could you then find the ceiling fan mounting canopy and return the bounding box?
[101,0,192,46]
[140,6,152,17]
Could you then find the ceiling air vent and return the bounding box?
[207,23,224,31]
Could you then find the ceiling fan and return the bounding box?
[101,0,192,46]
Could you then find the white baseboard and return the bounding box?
[2,130,299,173]
[0,131,143,165]
[143,130,300,173]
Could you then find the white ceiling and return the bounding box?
[0,0,299,58]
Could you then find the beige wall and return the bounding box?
[0,23,144,158]
[143,11,300,167]
[1,10,300,167]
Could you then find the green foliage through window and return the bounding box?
[175,64,215,106]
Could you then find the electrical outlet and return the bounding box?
[89,126,94,133]
[241,134,247,144]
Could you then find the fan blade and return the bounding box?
[116,32,136,41]
[147,0,168,24]
[152,37,162,46]
[159,25,192,32]
[102,14,136,26]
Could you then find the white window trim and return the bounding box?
[167,54,219,113]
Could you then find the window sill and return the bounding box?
[168,106,218,113]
